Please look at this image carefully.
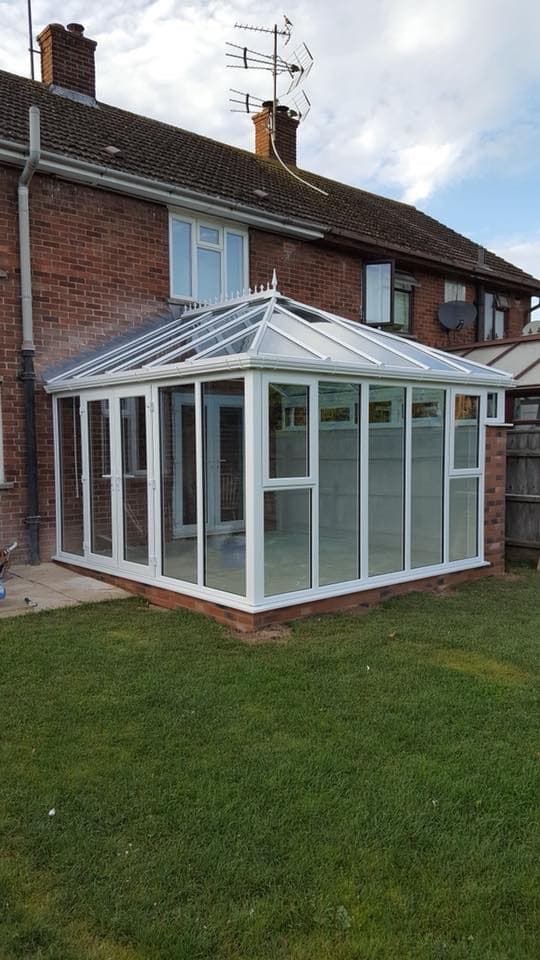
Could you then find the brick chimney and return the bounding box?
[37,23,97,100]
[252,101,299,166]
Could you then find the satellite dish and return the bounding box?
[438,300,477,331]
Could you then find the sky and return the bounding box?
[2,0,540,278]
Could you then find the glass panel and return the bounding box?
[483,293,494,339]
[494,309,505,338]
[449,477,478,561]
[411,388,445,568]
[513,395,540,422]
[120,396,148,566]
[226,233,244,295]
[88,399,112,558]
[199,225,220,244]
[368,385,405,576]
[269,383,309,478]
[444,281,466,302]
[58,396,84,556]
[319,383,359,585]
[264,489,311,596]
[487,392,498,419]
[454,395,479,469]
[393,289,410,332]
[160,386,197,584]
[197,248,221,302]
[203,380,245,596]
[171,219,192,298]
[365,262,392,325]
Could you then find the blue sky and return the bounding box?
[2,0,540,278]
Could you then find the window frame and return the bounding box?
[444,279,466,302]
[169,211,249,302]
[482,291,508,341]
[363,260,395,327]
[363,262,416,333]
[0,380,5,485]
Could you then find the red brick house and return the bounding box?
[1,22,538,626]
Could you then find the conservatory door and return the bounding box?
[205,393,244,534]
[171,391,244,537]
[85,389,154,574]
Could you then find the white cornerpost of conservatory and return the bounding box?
[79,396,91,559]
[443,387,452,565]
[146,389,158,577]
[310,379,320,590]
[478,392,487,562]
[359,382,370,580]
[245,371,264,604]
[195,381,205,587]
[52,396,62,557]
[150,384,162,578]
[404,386,413,572]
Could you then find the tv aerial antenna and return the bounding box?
[226,16,328,197]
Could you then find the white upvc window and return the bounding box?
[444,279,467,302]
[169,212,248,302]
[0,382,5,484]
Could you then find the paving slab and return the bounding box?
[0,563,130,618]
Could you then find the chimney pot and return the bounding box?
[67,23,85,35]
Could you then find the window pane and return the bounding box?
[171,219,192,298]
[483,293,494,339]
[269,383,309,478]
[160,386,197,584]
[58,396,84,556]
[513,395,540,421]
[368,386,405,575]
[319,383,360,585]
[120,396,148,566]
[264,489,311,596]
[494,309,505,338]
[226,232,244,295]
[393,289,410,332]
[444,281,465,302]
[454,395,479,469]
[197,248,221,302]
[88,399,112,558]
[365,262,392,324]
[487,392,499,419]
[199,225,220,244]
[204,380,245,596]
[411,388,445,568]
[449,477,478,561]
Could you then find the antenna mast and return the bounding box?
[26,0,39,80]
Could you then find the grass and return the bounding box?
[0,570,539,960]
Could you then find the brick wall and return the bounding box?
[0,164,524,561]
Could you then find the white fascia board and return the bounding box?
[0,143,326,240]
[45,352,515,394]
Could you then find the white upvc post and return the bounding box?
[310,378,319,590]
[404,385,412,572]
[195,381,205,587]
[359,382,370,580]
[245,370,264,605]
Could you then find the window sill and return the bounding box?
[0,481,15,490]
[365,324,417,340]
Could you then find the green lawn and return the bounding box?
[0,571,539,960]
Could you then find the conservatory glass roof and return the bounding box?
[47,282,514,389]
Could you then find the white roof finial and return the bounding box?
[271,268,278,291]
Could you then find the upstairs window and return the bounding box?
[483,293,509,340]
[444,279,466,302]
[364,263,416,333]
[170,214,248,302]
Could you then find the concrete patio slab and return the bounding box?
[0,563,130,618]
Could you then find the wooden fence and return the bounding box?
[506,426,540,559]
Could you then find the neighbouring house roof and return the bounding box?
[1,69,539,292]
[46,284,514,391]
[455,336,540,388]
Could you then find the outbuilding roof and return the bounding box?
[455,335,540,388]
[46,282,514,391]
[1,68,539,291]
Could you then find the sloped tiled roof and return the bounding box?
[1,68,539,290]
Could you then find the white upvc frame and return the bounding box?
[52,373,493,616]
[0,380,5,484]
[169,210,249,303]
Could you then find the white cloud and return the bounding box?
[1,0,540,207]
[492,234,540,279]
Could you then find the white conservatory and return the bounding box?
[47,281,512,625]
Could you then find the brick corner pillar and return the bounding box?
[484,424,509,574]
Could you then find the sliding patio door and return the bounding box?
[84,388,154,575]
